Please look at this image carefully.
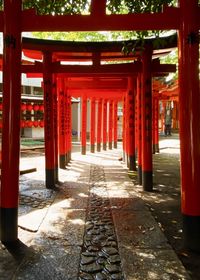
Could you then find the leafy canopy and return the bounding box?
[0,0,178,14]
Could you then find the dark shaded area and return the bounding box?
[130,143,200,280]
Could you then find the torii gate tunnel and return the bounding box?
[0,0,199,252]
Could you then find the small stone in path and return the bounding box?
[105,264,121,274]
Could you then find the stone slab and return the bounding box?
[119,247,191,280]
[39,208,86,246]
[14,242,81,280]
[112,209,170,249]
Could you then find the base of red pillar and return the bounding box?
[82,146,86,155]
[123,151,125,162]
[155,144,159,153]
[138,165,142,185]
[153,144,159,154]
[90,144,95,153]
[70,150,72,160]
[109,142,112,150]
[55,166,59,183]
[0,207,18,243]
[114,141,117,148]
[129,155,136,171]
[183,214,200,252]
[142,170,153,191]
[65,152,70,165]
[46,169,56,189]
[126,154,130,168]
[68,150,71,161]
[59,155,66,169]
[103,143,107,150]
[152,144,156,154]
[97,143,101,152]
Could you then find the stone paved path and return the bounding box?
[0,143,190,280]
[79,165,124,279]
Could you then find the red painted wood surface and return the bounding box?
[141,46,153,189]
[113,101,118,146]
[103,99,107,150]
[43,52,56,171]
[90,97,96,151]
[127,78,136,159]
[58,78,66,158]
[137,74,142,172]
[108,100,113,149]
[179,0,200,216]
[1,0,22,208]
[97,99,103,150]
[81,95,87,154]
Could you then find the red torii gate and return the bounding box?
[0,0,199,253]
[20,38,175,188]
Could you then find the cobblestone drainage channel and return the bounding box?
[79,164,124,280]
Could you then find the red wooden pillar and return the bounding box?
[154,97,159,153]
[128,77,136,171]
[137,74,142,185]
[135,93,138,153]
[122,95,126,161]
[179,0,200,251]
[52,74,59,182]
[67,94,72,161]
[102,99,107,150]
[81,95,87,155]
[64,82,69,163]
[43,52,56,189]
[65,87,71,164]
[97,98,102,152]
[125,92,130,167]
[152,97,156,154]
[90,97,96,153]
[113,101,118,148]
[161,101,166,134]
[0,0,22,243]
[58,78,66,168]
[141,46,153,191]
[108,100,113,150]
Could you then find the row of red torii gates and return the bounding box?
[0,0,199,252]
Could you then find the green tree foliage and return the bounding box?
[1,0,178,14]
[107,0,177,14]
[22,0,90,15]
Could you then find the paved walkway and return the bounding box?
[0,139,190,279]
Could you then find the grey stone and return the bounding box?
[111,273,123,280]
[82,252,97,257]
[81,263,102,273]
[95,272,108,280]
[79,272,94,280]
[92,235,106,242]
[108,255,121,264]
[98,251,106,258]
[105,264,121,274]
[97,257,107,265]
[103,241,117,247]
[88,246,99,252]
[81,256,96,265]
[80,263,102,273]
[84,240,92,247]
[102,247,118,256]
[86,224,94,231]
